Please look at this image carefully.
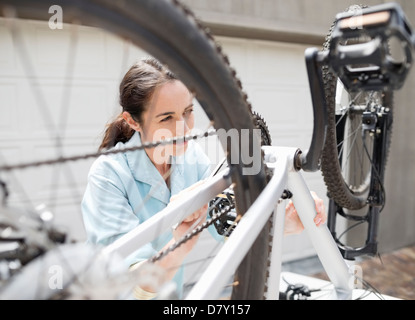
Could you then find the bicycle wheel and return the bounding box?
[320,5,393,210]
[0,0,269,299]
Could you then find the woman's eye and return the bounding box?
[160,116,172,122]
[184,109,194,116]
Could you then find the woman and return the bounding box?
[81,57,326,299]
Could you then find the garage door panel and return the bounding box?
[0,83,18,137]
[248,86,313,128]
[215,38,249,81]
[3,141,94,212]
[30,22,107,78]
[247,41,309,86]
[15,81,115,139]
[0,21,16,74]
[35,27,106,72]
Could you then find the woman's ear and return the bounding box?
[122,111,140,132]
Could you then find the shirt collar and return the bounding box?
[124,132,185,203]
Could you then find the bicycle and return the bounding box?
[0,0,413,300]
[320,4,414,260]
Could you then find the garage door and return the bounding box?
[0,19,326,276]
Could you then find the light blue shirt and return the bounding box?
[81,131,223,298]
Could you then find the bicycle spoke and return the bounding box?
[48,24,79,212]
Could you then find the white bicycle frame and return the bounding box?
[103,145,353,300]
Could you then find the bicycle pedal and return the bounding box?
[329,3,414,92]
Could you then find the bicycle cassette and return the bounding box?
[208,188,237,236]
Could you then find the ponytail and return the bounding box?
[98,114,135,151]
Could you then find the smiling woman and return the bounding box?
[80,57,326,300]
[124,80,195,168]
[81,57,220,299]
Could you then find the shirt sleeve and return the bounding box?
[81,160,158,266]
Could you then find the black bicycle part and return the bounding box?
[301,47,329,172]
[329,3,415,92]
[326,103,391,259]
[285,283,312,300]
[279,280,322,300]
[320,3,411,208]
[0,0,269,299]
[253,111,272,147]
[208,190,237,236]
[0,180,8,205]
[327,200,380,260]
[319,3,415,259]
[209,112,272,237]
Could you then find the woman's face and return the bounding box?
[127,80,195,164]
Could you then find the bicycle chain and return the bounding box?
[149,201,236,264]
[0,129,216,172]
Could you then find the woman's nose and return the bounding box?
[176,119,190,136]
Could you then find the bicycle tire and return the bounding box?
[320,5,394,210]
[0,0,269,299]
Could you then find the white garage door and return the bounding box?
[0,19,326,275]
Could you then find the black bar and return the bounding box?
[300,48,329,172]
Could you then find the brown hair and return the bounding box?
[99,57,177,151]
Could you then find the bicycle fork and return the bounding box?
[328,106,391,260]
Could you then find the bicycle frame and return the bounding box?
[104,146,353,300]
[2,1,414,301]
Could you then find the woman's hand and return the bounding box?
[284,191,326,235]
[147,181,208,289]
[169,180,208,254]
[172,203,207,253]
